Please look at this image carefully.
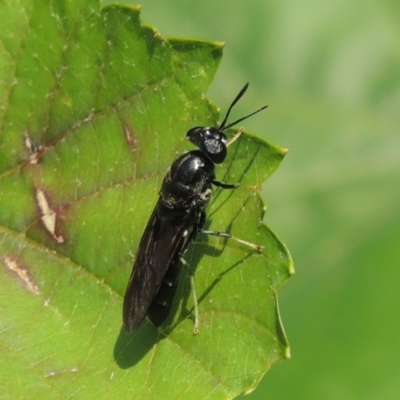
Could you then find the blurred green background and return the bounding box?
[106,1,400,398]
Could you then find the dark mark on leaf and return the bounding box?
[2,255,40,295]
[23,131,43,165]
[35,187,66,244]
[124,123,137,150]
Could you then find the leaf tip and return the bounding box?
[288,258,295,275]
[280,146,289,156]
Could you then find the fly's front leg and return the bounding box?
[212,177,261,192]
[213,127,261,191]
[212,180,239,190]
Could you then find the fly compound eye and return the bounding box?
[202,134,227,164]
[204,128,227,144]
[186,127,227,163]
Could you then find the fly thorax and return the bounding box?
[196,187,212,208]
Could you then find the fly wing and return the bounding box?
[146,257,181,328]
[123,199,194,333]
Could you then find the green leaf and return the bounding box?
[0,1,292,398]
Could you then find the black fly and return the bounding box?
[123,83,267,334]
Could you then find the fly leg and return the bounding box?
[213,127,261,191]
[199,228,264,252]
[176,217,202,334]
[178,256,200,335]
[213,176,261,192]
[182,206,264,334]
[209,182,263,251]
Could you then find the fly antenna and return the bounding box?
[218,83,268,131]
[222,104,268,131]
[218,83,249,130]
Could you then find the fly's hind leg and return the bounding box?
[177,217,202,335]
[179,256,200,335]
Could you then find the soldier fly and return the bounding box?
[123,83,267,334]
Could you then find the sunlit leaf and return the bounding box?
[0,1,292,398]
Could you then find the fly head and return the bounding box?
[186,127,227,164]
[186,83,268,165]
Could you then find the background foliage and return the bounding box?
[117,0,400,399]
